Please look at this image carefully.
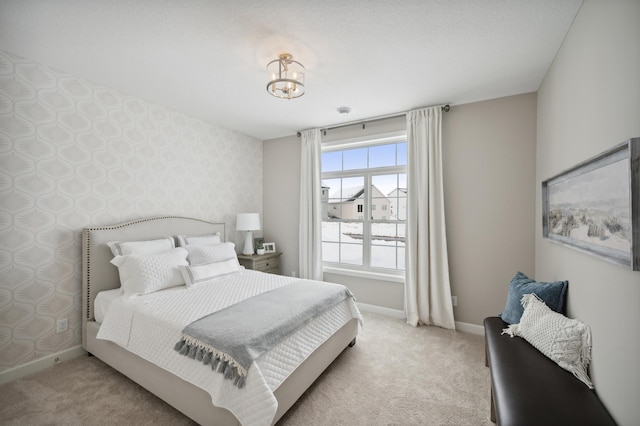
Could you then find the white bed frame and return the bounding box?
[82,216,358,426]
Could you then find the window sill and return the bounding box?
[322,265,405,284]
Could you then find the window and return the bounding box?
[321,136,407,272]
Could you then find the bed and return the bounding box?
[82,216,361,426]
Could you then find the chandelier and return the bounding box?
[266,53,305,99]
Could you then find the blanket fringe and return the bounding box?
[174,335,249,389]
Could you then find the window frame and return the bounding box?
[321,131,407,277]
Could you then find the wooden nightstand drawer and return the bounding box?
[262,266,280,275]
[237,252,281,274]
[254,257,277,271]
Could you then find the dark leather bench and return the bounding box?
[484,316,617,426]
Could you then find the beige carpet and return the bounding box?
[0,312,492,425]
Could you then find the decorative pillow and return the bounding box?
[500,271,567,324]
[110,247,188,298]
[503,294,593,389]
[176,233,222,247]
[107,237,175,256]
[179,258,242,288]
[186,242,237,265]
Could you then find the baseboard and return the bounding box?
[356,303,484,335]
[0,345,87,385]
[356,302,405,319]
[455,321,484,336]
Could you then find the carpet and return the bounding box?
[0,312,491,425]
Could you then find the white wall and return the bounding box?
[0,52,263,373]
[264,94,537,322]
[444,93,537,325]
[262,134,300,278]
[536,2,640,424]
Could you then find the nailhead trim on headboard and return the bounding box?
[85,228,91,319]
[83,216,224,320]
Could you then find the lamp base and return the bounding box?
[242,231,254,255]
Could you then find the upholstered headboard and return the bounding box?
[81,216,225,326]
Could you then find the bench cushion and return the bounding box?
[484,316,616,426]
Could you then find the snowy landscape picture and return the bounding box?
[542,138,640,270]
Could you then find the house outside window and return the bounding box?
[321,136,407,272]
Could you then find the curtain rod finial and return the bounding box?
[441,104,450,112]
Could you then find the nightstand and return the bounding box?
[237,252,281,274]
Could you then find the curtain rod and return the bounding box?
[296,104,450,137]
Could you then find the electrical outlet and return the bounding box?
[291,271,296,277]
[56,318,68,333]
[451,296,458,307]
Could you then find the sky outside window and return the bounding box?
[322,143,407,197]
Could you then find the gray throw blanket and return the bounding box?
[174,280,355,388]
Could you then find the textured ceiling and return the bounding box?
[0,0,583,140]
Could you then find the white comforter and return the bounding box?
[97,270,361,426]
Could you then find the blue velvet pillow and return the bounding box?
[500,272,567,324]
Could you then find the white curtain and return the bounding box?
[299,129,323,281]
[405,107,455,329]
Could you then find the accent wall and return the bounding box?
[0,51,263,373]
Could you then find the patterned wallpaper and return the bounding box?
[0,51,263,371]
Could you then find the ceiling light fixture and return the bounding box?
[337,106,351,117]
[266,53,305,99]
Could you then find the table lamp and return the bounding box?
[236,213,261,255]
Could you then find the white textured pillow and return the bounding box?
[176,233,221,247]
[503,293,593,388]
[111,247,188,298]
[107,237,175,256]
[179,258,242,288]
[186,242,237,264]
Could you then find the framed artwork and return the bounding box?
[253,237,264,250]
[263,242,276,253]
[542,137,639,270]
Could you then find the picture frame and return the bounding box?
[253,237,264,251]
[263,242,276,253]
[542,137,639,270]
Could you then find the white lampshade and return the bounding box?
[236,213,261,255]
[236,213,261,231]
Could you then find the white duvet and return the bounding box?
[97,269,361,426]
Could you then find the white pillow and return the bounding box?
[176,233,221,247]
[110,247,188,298]
[107,237,175,256]
[179,258,242,288]
[503,293,593,388]
[186,242,237,264]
